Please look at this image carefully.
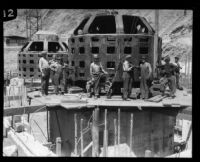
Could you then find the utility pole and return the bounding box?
[153,10,159,73]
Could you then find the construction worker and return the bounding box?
[49,56,63,94]
[49,54,57,87]
[122,55,134,100]
[61,58,69,93]
[174,56,183,90]
[139,56,152,99]
[39,51,50,96]
[158,57,176,98]
[90,54,108,99]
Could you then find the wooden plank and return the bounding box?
[114,118,117,157]
[103,109,108,157]
[129,113,133,157]
[92,108,99,157]
[118,108,121,156]
[83,141,93,154]
[4,105,46,116]
[56,137,62,156]
[80,118,84,157]
[74,113,78,155]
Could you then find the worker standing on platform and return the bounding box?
[139,56,152,99]
[49,54,57,87]
[49,56,63,95]
[39,51,50,96]
[61,58,69,94]
[90,54,108,99]
[122,55,134,100]
[158,57,177,98]
[174,56,183,90]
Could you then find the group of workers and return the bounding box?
[39,50,183,100]
[39,51,73,96]
[87,54,183,100]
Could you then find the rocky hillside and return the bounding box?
[4,9,192,65]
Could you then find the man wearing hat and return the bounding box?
[49,55,63,94]
[174,56,183,90]
[158,56,176,97]
[39,51,50,96]
[139,56,152,99]
[90,54,108,99]
[122,55,134,100]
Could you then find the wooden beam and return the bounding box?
[129,113,133,157]
[74,113,78,155]
[103,109,108,157]
[92,108,99,157]
[56,137,62,156]
[80,118,84,157]
[4,105,46,116]
[83,141,93,154]
[114,118,117,157]
[118,108,121,156]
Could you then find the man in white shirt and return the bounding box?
[122,55,134,100]
[39,51,50,96]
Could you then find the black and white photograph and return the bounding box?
[3,9,192,157]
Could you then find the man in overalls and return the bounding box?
[90,54,108,99]
[139,56,152,99]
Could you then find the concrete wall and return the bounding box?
[48,106,177,157]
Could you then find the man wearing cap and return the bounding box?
[157,57,176,97]
[174,57,183,90]
[39,51,50,96]
[122,55,134,100]
[139,56,152,99]
[90,54,108,99]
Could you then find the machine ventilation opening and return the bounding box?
[23,60,26,63]
[79,37,84,42]
[28,41,43,51]
[30,75,34,77]
[107,61,115,69]
[23,68,26,72]
[19,60,21,63]
[79,61,85,68]
[30,68,34,72]
[38,69,40,72]
[79,47,85,54]
[38,75,41,77]
[30,54,33,57]
[124,47,132,54]
[88,15,116,34]
[30,60,34,64]
[139,47,148,54]
[91,37,99,42]
[91,47,99,54]
[71,61,75,66]
[79,73,85,77]
[124,37,132,42]
[107,47,115,54]
[23,74,26,77]
[71,48,75,54]
[19,68,21,71]
[19,74,21,76]
[48,42,63,53]
[23,54,26,57]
